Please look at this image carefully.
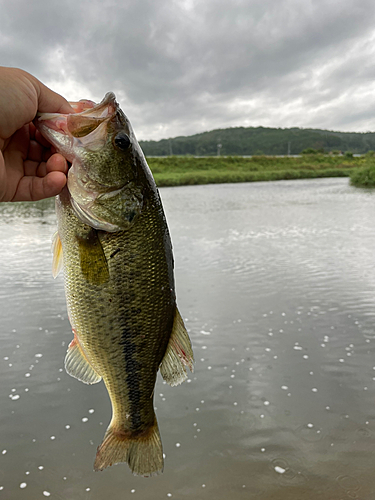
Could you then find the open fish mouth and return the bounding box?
[35,93,118,160]
[36,93,136,232]
[36,92,117,135]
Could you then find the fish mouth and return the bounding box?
[35,93,134,232]
[35,93,119,162]
[36,92,119,184]
[36,92,117,134]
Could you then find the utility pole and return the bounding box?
[287,141,291,156]
[169,139,173,156]
[217,142,222,156]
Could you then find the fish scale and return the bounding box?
[35,92,194,476]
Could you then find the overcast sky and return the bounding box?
[2,0,375,140]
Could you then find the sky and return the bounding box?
[2,0,375,140]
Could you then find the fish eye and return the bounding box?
[114,132,131,151]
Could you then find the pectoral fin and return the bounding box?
[65,331,102,384]
[159,308,194,387]
[77,228,109,285]
[51,232,63,278]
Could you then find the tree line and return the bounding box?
[139,126,375,156]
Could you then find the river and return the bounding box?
[1,178,375,499]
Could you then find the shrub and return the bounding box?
[302,148,319,154]
[350,165,375,187]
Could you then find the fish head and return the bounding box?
[35,93,145,232]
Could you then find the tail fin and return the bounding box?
[94,419,163,476]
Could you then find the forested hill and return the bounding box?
[139,126,375,156]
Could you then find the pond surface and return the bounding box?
[1,178,375,499]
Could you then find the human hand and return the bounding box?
[0,67,73,202]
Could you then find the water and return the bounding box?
[1,178,375,499]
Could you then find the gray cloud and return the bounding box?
[1,0,375,139]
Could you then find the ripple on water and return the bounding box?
[296,423,325,443]
[270,457,308,486]
[336,474,361,495]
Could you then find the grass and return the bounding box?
[350,160,375,188]
[146,155,368,187]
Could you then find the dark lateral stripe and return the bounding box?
[121,329,142,431]
[110,248,120,259]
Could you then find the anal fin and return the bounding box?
[65,331,102,384]
[160,308,194,387]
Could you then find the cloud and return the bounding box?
[1,0,375,139]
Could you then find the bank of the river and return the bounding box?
[350,162,375,188]
[147,155,373,187]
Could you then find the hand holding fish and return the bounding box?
[0,67,73,202]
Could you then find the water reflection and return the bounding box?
[1,178,375,499]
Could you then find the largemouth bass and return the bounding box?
[35,93,194,476]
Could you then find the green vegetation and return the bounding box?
[141,125,375,189]
[302,148,323,154]
[140,125,375,157]
[350,160,375,188]
[147,155,367,187]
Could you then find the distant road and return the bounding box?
[146,154,363,158]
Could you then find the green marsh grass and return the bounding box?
[147,155,366,187]
[350,160,375,188]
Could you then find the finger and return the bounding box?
[0,69,73,140]
[5,125,30,161]
[27,140,44,163]
[12,171,67,202]
[29,122,36,140]
[46,153,69,175]
[26,143,61,169]
[24,153,69,180]
[29,74,74,114]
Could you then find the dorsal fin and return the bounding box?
[159,308,194,387]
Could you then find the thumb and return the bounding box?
[28,73,74,114]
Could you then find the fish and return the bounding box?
[34,92,194,476]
